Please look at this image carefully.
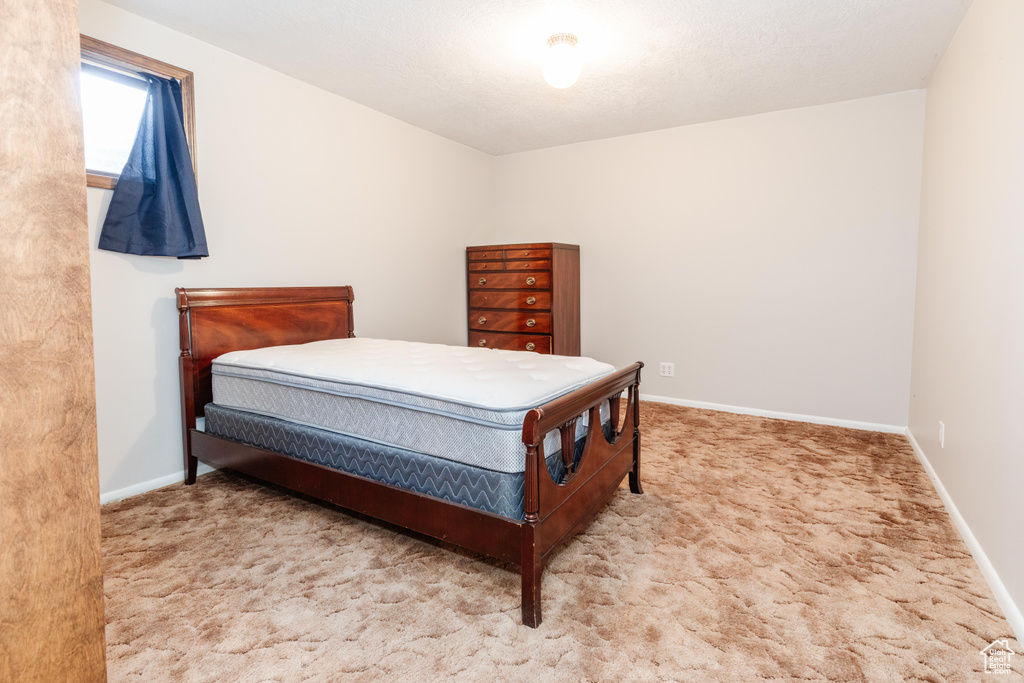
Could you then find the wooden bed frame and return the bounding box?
[176,286,643,627]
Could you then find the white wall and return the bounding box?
[79,0,494,499]
[908,0,1024,636]
[493,92,925,428]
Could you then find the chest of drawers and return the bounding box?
[466,242,580,356]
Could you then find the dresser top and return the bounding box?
[466,242,579,252]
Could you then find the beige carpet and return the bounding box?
[102,402,1019,681]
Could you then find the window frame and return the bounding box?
[80,35,196,190]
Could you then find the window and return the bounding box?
[80,35,196,189]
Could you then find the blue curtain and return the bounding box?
[98,75,208,259]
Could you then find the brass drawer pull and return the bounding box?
[478,339,487,347]
[525,342,536,351]
[526,319,536,327]
[526,296,536,305]
[478,277,487,285]
[526,276,536,285]
[477,317,487,325]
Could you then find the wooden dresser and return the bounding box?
[466,242,580,356]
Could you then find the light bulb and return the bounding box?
[542,33,580,89]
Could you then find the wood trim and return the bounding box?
[467,242,580,252]
[177,286,355,309]
[87,170,117,190]
[79,34,197,189]
[522,364,642,443]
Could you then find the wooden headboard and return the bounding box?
[176,286,355,432]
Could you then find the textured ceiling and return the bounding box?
[101,0,971,155]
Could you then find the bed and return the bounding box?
[176,286,643,627]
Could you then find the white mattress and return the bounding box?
[211,338,615,473]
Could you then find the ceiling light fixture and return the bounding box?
[542,33,580,89]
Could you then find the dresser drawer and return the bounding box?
[469,291,550,310]
[504,259,550,271]
[469,309,551,334]
[468,250,504,261]
[469,331,551,353]
[504,248,550,260]
[470,272,551,290]
[467,261,504,272]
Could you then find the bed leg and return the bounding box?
[629,388,643,495]
[521,526,543,628]
[629,432,643,494]
[179,348,198,485]
[185,453,198,485]
[183,420,197,485]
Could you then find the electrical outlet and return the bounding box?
[659,362,674,378]
[939,421,945,448]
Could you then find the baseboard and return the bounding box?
[641,394,905,434]
[99,463,216,505]
[905,429,1023,642]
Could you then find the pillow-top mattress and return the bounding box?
[211,337,615,473]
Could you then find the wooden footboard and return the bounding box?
[177,286,642,627]
[519,363,643,626]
